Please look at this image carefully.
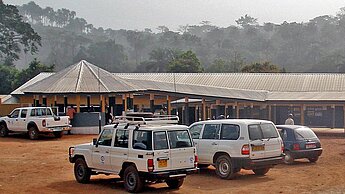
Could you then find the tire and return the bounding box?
[253,168,270,176]
[123,165,144,193]
[215,155,236,179]
[166,178,184,189]
[284,151,294,164]
[0,124,8,137]
[28,127,39,140]
[74,158,91,183]
[308,156,319,163]
[53,131,63,138]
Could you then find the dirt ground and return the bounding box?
[1,134,345,194]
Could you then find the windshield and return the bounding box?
[295,127,317,140]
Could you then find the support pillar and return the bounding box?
[268,105,272,121]
[76,95,81,113]
[122,94,127,113]
[216,99,221,117]
[332,105,335,129]
[150,94,155,113]
[100,95,105,113]
[185,97,189,125]
[54,95,57,106]
[128,93,134,111]
[301,104,305,125]
[166,95,171,115]
[202,98,206,121]
[42,95,47,107]
[64,96,68,113]
[235,102,239,119]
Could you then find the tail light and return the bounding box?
[194,155,198,168]
[281,142,284,153]
[42,119,46,127]
[241,144,250,155]
[147,159,154,172]
[293,143,300,150]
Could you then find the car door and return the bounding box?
[248,124,265,159]
[168,130,195,170]
[110,129,129,173]
[7,109,20,131]
[17,109,28,132]
[92,128,114,171]
[260,123,282,158]
[153,131,171,171]
[188,124,203,153]
[197,124,221,164]
[217,124,241,156]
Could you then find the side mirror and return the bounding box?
[93,138,98,146]
[7,114,11,118]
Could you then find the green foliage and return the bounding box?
[241,62,282,73]
[236,14,258,27]
[167,50,203,73]
[135,48,180,72]
[0,3,41,66]
[0,64,18,94]
[14,58,54,88]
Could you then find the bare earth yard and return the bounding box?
[0,134,345,194]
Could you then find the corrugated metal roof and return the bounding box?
[23,60,140,94]
[267,92,345,101]
[11,73,53,95]
[116,73,345,92]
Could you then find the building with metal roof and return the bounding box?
[3,60,345,129]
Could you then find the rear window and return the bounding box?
[154,131,169,150]
[133,130,152,150]
[248,125,262,140]
[168,130,193,149]
[30,108,53,116]
[295,127,317,140]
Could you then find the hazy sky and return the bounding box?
[6,0,345,31]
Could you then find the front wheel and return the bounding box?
[74,158,91,183]
[215,155,236,179]
[53,131,63,138]
[123,165,144,193]
[0,124,8,137]
[253,168,270,176]
[166,178,184,189]
[308,156,319,163]
[28,127,39,140]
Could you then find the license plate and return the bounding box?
[306,143,316,149]
[252,145,265,151]
[158,159,167,168]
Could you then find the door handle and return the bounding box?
[211,142,218,145]
[105,151,109,153]
[163,151,169,154]
[94,151,100,153]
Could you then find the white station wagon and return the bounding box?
[189,119,284,179]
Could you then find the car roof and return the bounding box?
[104,124,188,131]
[190,119,274,126]
[276,125,310,130]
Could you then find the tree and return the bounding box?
[206,59,229,73]
[167,50,203,73]
[0,64,18,94]
[0,2,41,66]
[14,58,54,89]
[241,61,282,73]
[235,14,258,27]
[135,48,180,72]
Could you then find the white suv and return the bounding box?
[189,119,284,179]
[69,122,197,193]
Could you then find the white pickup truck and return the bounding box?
[0,107,70,140]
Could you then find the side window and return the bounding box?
[154,131,169,150]
[278,129,288,140]
[261,124,279,139]
[168,130,193,149]
[220,124,240,140]
[10,110,20,118]
[20,109,27,118]
[202,124,221,139]
[114,129,129,148]
[248,125,263,140]
[133,131,152,150]
[189,124,203,139]
[97,128,114,146]
[30,109,36,116]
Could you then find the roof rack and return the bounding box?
[113,115,179,125]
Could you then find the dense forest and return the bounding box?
[1,1,345,94]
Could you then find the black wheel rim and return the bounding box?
[126,172,136,188]
[0,128,4,136]
[29,130,36,139]
[77,164,85,178]
[218,159,230,176]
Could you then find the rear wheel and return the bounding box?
[0,124,8,137]
[166,178,184,189]
[123,165,144,193]
[308,156,319,163]
[253,168,270,176]
[28,127,39,140]
[53,131,63,138]
[215,155,236,179]
[74,158,91,183]
[284,151,294,164]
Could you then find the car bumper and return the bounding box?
[40,125,72,132]
[142,168,198,180]
[290,148,323,159]
[232,155,284,170]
